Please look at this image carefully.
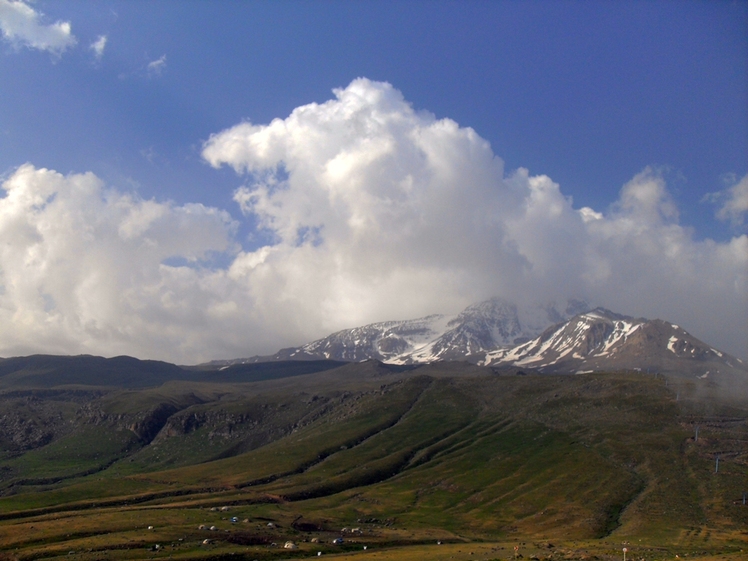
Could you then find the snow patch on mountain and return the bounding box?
[230,297,588,365]
[479,308,747,381]
[213,299,746,382]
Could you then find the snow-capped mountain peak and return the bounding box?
[234,298,587,365]
[216,300,745,382]
[482,308,745,380]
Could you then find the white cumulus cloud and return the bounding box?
[0,164,243,361]
[0,0,76,54]
[203,78,748,361]
[0,79,745,364]
[716,173,748,227]
[90,34,106,60]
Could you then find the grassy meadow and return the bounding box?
[0,362,746,560]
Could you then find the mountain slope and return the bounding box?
[217,300,746,381]
[0,365,747,559]
[484,308,747,380]
[0,354,346,389]
[224,298,588,365]
[0,355,187,389]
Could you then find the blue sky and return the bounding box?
[0,0,746,363]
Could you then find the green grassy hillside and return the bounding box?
[0,363,746,560]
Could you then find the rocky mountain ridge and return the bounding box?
[482,308,746,380]
[222,298,589,365]
[220,300,746,381]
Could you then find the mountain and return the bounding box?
[406,297,588,362]
[221,297,589,365]
[217,301,746,381]
[0,354,346,389]
[0,354,186,389]
[483,308,747,380]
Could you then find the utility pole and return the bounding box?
[694,425,699,442]
[715,455,720,474]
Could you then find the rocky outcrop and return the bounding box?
[128,403,181,443]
